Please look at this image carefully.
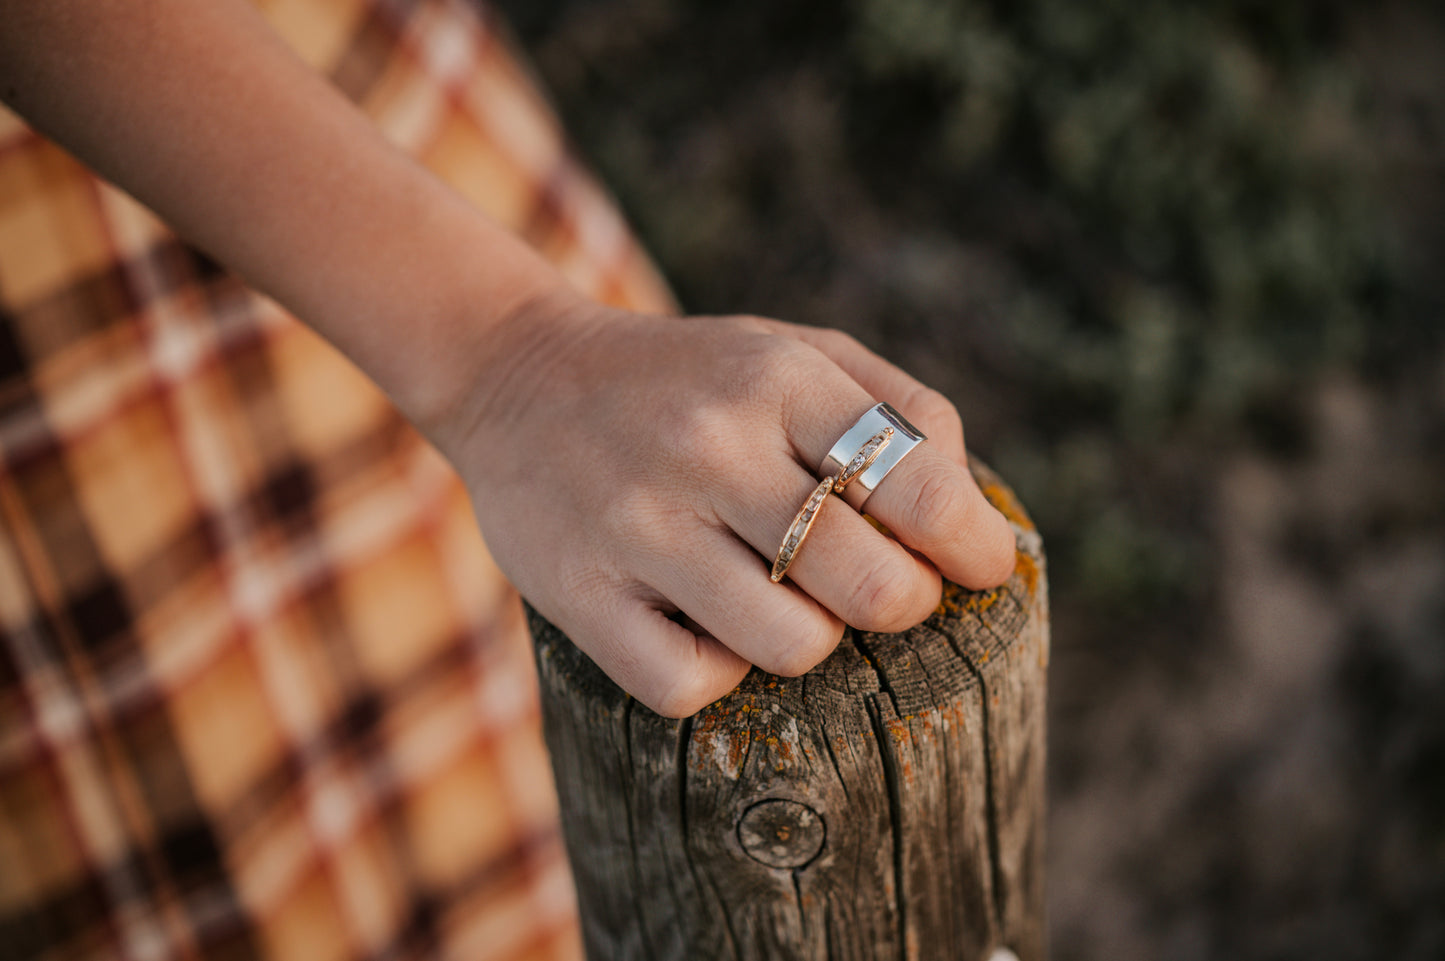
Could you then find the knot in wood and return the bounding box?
[737,799,825,869]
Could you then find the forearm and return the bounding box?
[0,0,571,434]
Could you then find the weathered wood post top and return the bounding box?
[529,462,1048,960]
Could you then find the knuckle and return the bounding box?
[817,327,863,355]
[699,324,825,421]
[907,463,971,536]
[902,385,964,440]
[599,482,670,547]
[723,313,773,335]
[670,402,740,468]
[649,686,699,719]
[743,334,815,400]
[555,558,617,611]
[847,555,925,632]
[651,670,724,719]
[761,605,841,677]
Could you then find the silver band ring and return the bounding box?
[831,426,893,494]
[771,476,834,583]
[821,402,927,510]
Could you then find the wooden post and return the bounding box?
[528,463,1047,960]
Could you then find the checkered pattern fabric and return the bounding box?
[0,1,674,958]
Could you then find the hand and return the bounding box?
[441,291,1016,717]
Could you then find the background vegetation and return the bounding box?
[495,0,1445,956]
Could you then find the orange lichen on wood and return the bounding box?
[935,580,1002,617]
[935,546,1039,618]
[981,481,1035,533]
[727,729,751,771]
[1013,548,1040,598]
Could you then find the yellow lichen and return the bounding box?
[981,481,1035,533]
[935,580,1001,617]
[1013,549,1040,598]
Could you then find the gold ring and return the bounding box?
[832,427,893,494]
[821,403,927,510]
[771,477,835,583]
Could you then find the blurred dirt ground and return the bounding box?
[493,1,1445,957]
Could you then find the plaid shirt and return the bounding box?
[0,1,674,958]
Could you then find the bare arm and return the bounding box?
[0,0,560,435]
[0,0,1016,716]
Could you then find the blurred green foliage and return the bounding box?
[837,0,1405,619]
[848,0,1395,438]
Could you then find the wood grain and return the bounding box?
[529,462,1047,960]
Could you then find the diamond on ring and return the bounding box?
[771,476,835,583]
[833,427,893,493]
[820,403,927,510]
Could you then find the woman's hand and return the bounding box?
[439,292,1017,717]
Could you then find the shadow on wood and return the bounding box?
[528,463,1048,960]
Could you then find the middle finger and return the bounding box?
[717,456,943,634]
[793,401,1016,590]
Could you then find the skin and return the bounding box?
[0,0,1016,718]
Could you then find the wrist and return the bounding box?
[413,256,626,473]
[378,229,564,442]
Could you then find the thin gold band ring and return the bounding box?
[770,476,835,583]
[770,427,895,584]
[831,427,893,493]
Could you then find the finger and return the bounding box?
[577,591,753,717]
[850,442,1015,589]
[762,320,967,465]
[793,400,1016,590]
[638,524,846,677]
[717,459,944,634]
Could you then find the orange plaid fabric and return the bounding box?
[0,1,673,959]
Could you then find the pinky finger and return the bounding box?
[592,602,752,718]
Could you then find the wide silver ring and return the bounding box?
[821,402,926,510]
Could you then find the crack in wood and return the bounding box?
[821,733,852,804]
[617,697,661,960]
[953,641,1007,939]
[674,713,734,958]
[866,691,910,961]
